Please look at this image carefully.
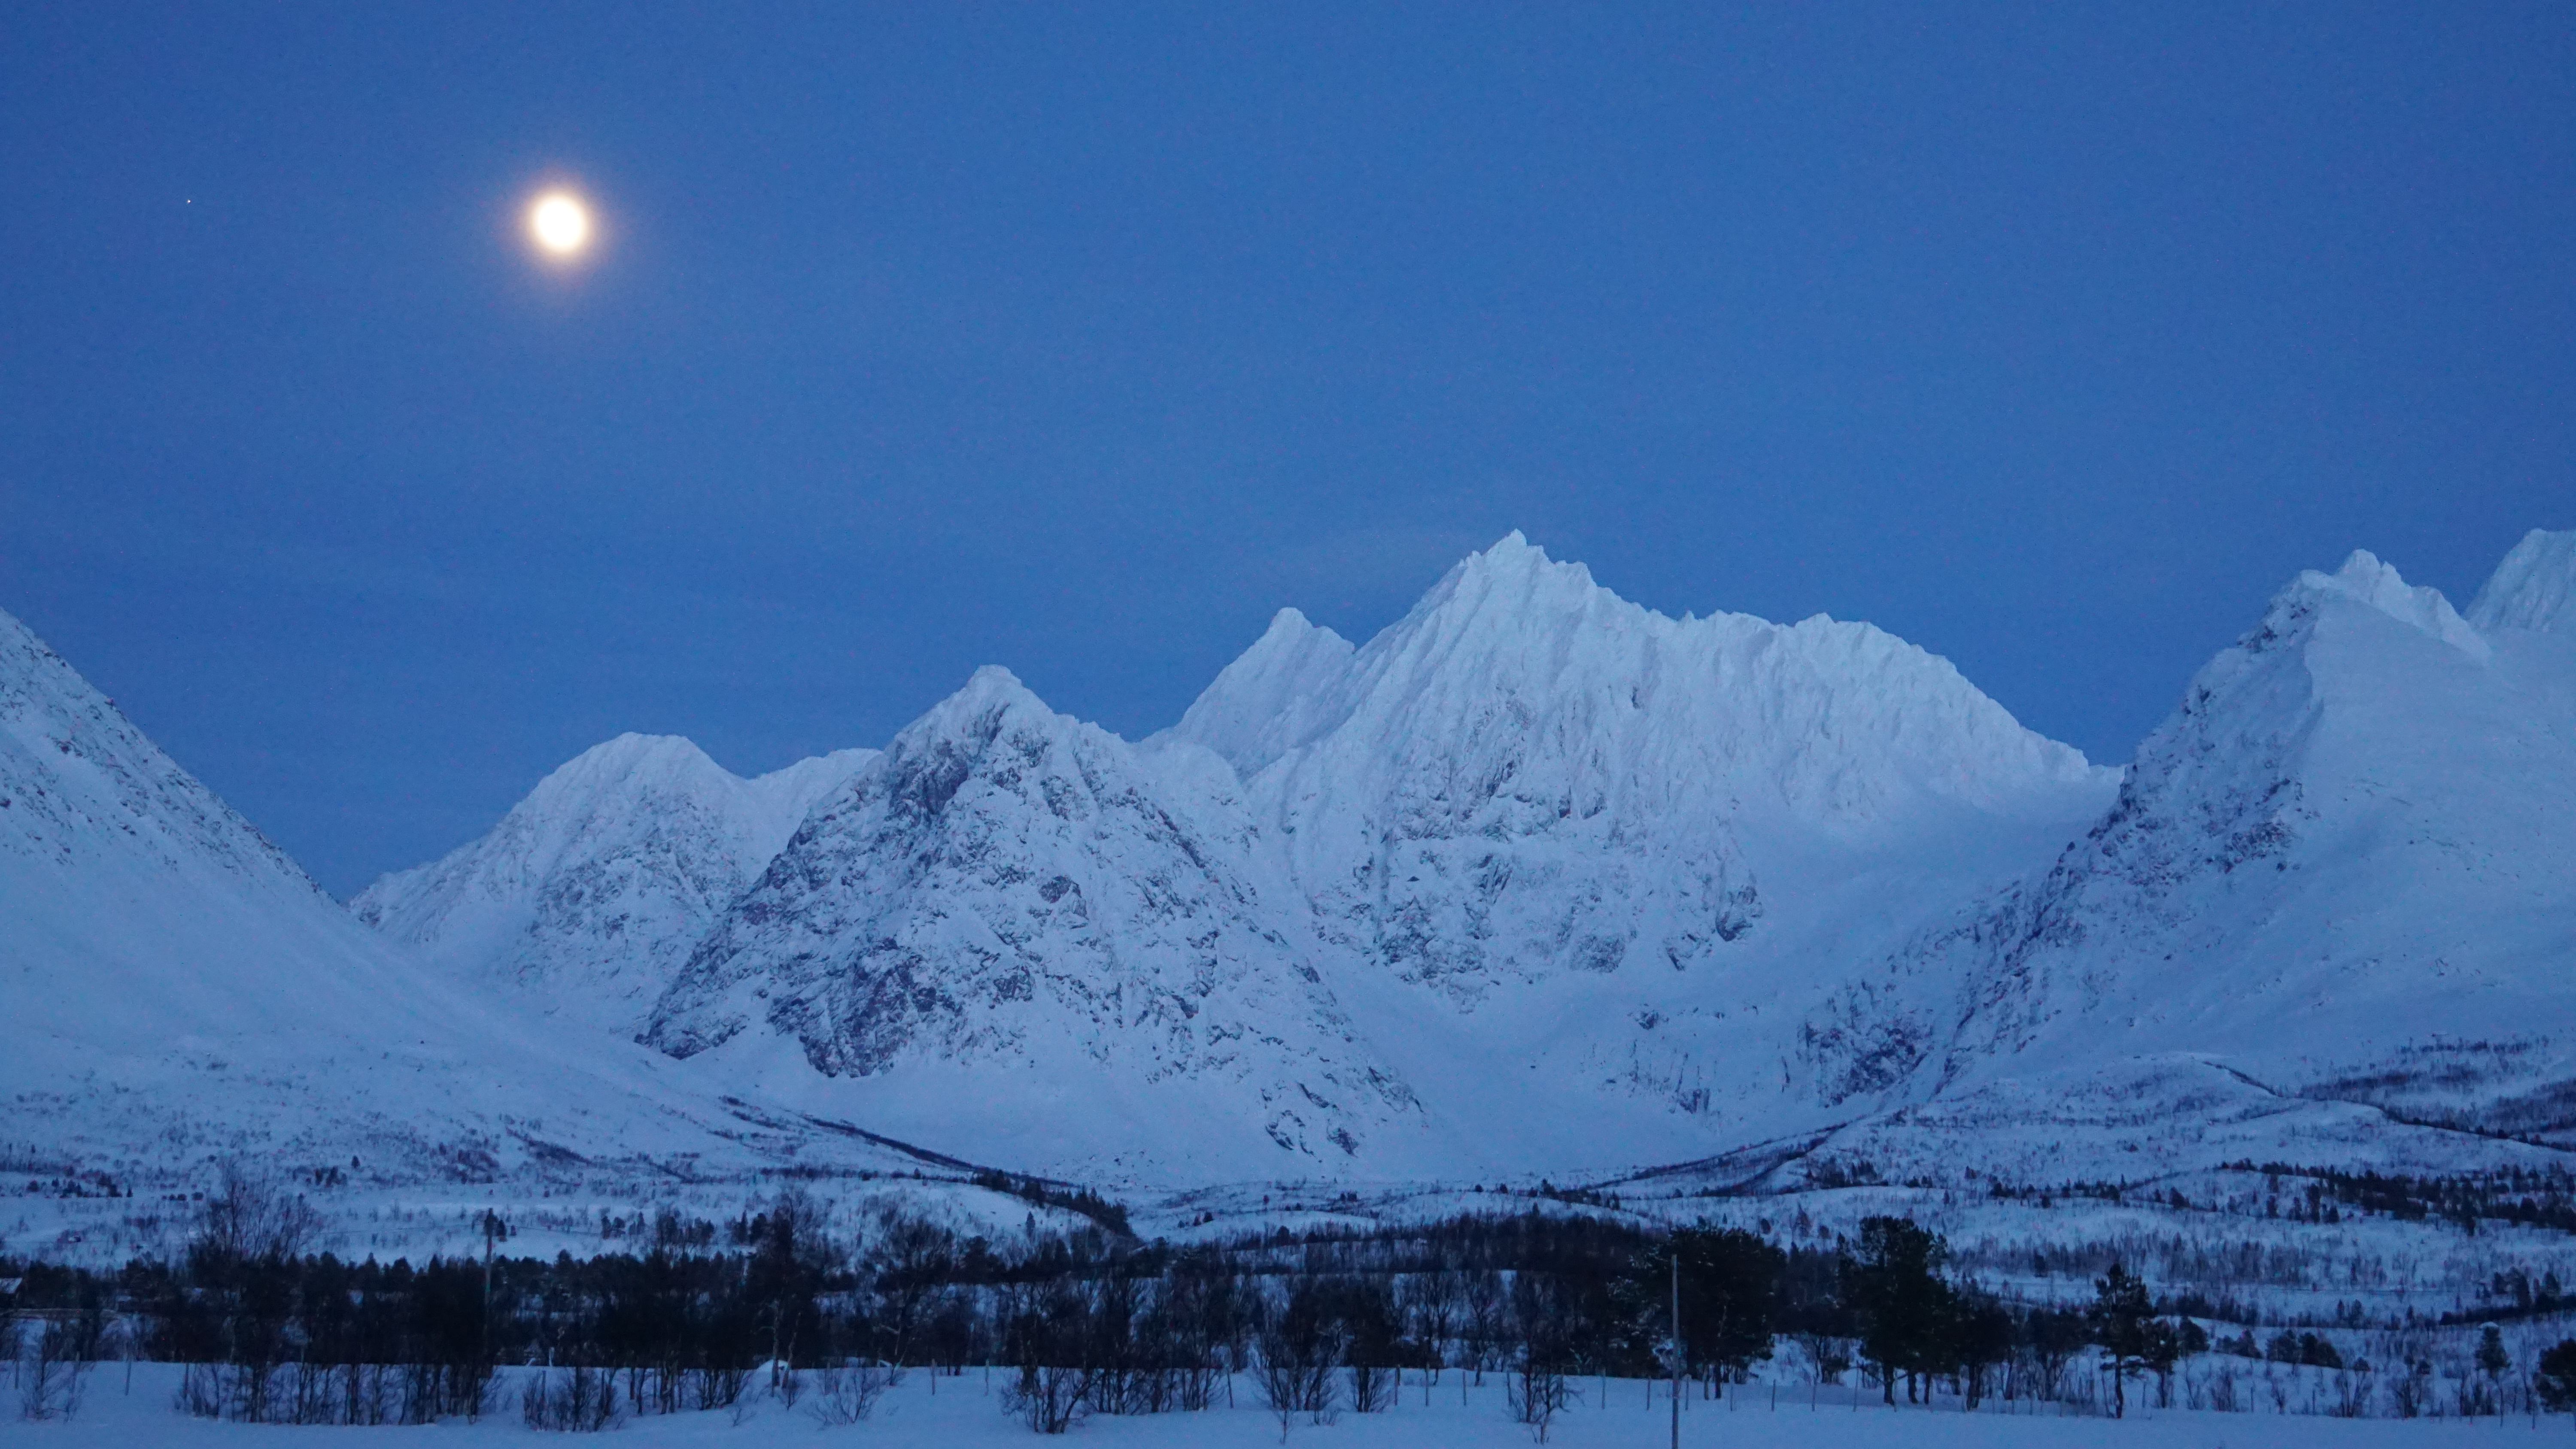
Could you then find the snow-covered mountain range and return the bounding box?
[352,533,2131,1182]
[9,527,2572,1201]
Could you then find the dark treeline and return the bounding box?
[0,1165,2425,1433]
[1969,1162,2576,1235]
[2287,1165,2576,1235]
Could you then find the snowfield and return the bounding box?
[6,1362,2574,1446]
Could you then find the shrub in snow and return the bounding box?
[1505,1358,1572,1443]
[806,1362,902,1426]
[15,1320,92,1422]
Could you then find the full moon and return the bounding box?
[528,192,591,256]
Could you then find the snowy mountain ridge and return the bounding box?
[352,733,876,1035]
[1185,532,2115,1000]
[1777,535,2576,1189]
[642,666,1423,1177]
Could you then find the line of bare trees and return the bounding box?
[21,1167,2576,1433]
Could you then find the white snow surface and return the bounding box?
[4,1361,2560,1446]
[351,734,875,1036]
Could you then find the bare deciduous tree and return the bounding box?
[806,1361,903,1425]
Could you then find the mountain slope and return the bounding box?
[352,734,875,1035]
[645,668,1423,1180]
[2470,527,2576,634]
[0,606,897,1187]
[1787,539,2576,1183]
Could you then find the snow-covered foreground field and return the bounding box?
[6,1365,2573,1447]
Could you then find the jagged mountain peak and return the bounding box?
[894,664,1054,740]
[2107,543,2514,904]
[513,733,880,831]
[1446,527,1579,586]
[862,667,1141,823]
[1155,535,2117,1040]
[551,729,717,774]
[2293,549,2487,658]
[644,666,1413,1179]
[2470,527,2576,634]
[1181,533,2106,820]
[516,733,734,817]
[1397,530,1620,646]
[1245,606,1352,662]
[1273,535,2103,821]
[1162,609,1356,777]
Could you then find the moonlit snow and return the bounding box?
[8,1361,2547,1446]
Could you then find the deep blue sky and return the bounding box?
[4,5,2570,895]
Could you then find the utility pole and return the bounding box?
[1670,1252,1682,1449]
[481,1210,507,1374]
